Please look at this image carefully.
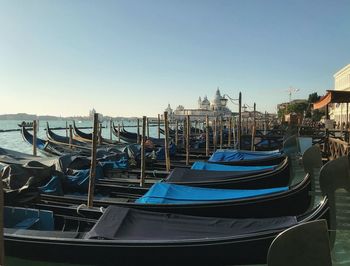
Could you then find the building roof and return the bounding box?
[313,90,350,109]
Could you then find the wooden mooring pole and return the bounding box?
[0,161,4,265]
[69,125,73,149]
[251,103,256,151]
[65,121,68,137]
[140,116,146,187]
[228,116,232,147]
[87,113,99,208]
[206,115,209,156]
[238,92,242,149]
[213,117,217,151]
[33,120,37,156]
[157,114,161,139]
[110,119,113,141]
[186,115,190,165]
[175,120,179,146]
[98,123,103,145]
[219,117,223,149]
[117,124,121,142]
[147,118,150,138]
[164,112,171,172]
[137,119,140,144]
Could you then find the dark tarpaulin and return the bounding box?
[1,161,62,204]
[165,167,272,183]
[85,206,297,240]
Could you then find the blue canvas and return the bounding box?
[136,183,288,204]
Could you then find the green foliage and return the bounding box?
[286,101,308,114]
[278,92,324,121]
[308,92,321,103]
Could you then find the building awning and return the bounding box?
[313,90,350,109]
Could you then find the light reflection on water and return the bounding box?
[1,120,350,265]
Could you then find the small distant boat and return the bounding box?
[18,121,33,128]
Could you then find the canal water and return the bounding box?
[1,119,349,265]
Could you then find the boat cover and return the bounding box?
[85,206,297,240]
[191,161,276,171]
[209,149,282,162]
[165,167,276,183]
[135,183,288,204]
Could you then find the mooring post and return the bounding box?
[65,120,68,137]
[175,120,179,146]
[98,123,103,145]
[137,119,140,144]
[213,117,217,151]
[232,116,236,147]
[228,116,232,147]
[140,116,146,187]
[87,113,99,208]
[182,119,185,149]
[206,115,209,156]
[186,115,190,165]
[117,123,121,142]
[347,103,349,142]
[69,125,73,149]
[33,120,37,156]
[146,118,150,139]
[110,119,112,141]
[0,159,4,266]
[238,92,242,149]
[219,116,223,149]
[157,114,161,139]
[164,112,171,172]
[251,103,256,151]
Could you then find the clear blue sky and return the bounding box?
[1,0,350,117]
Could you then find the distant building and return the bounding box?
[330,64,350,123]
[165,89,232,120]
[89,108,96,119]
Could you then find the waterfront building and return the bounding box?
[330,64,350,123]
[165,89,232,120]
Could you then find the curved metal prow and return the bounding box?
[267,219,332,266]
[319,156,350,248]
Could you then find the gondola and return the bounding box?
[46,122,88,148]
[112,123,166,146]
[21,126,67,156]
[73,121,120,145]
[21,126,88,157]
[163,156,290,189]
[38,171,312,218]
[4,197,330,265]
[101,157,291,189]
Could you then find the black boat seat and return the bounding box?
[4,206,54,230]
[5,228,80,239]
[267,219,332,266]
[14,217,40,229]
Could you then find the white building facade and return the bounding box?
[330,64,350,123]
[165,89,233,120]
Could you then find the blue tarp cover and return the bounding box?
[136,183,288,204]
[191,161,276,171]
[208,149,282,162]
[39,176,64,195]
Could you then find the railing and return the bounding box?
[328,137,350,160]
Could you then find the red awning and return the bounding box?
[313,90,350,109]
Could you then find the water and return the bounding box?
[1,120,350,265]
